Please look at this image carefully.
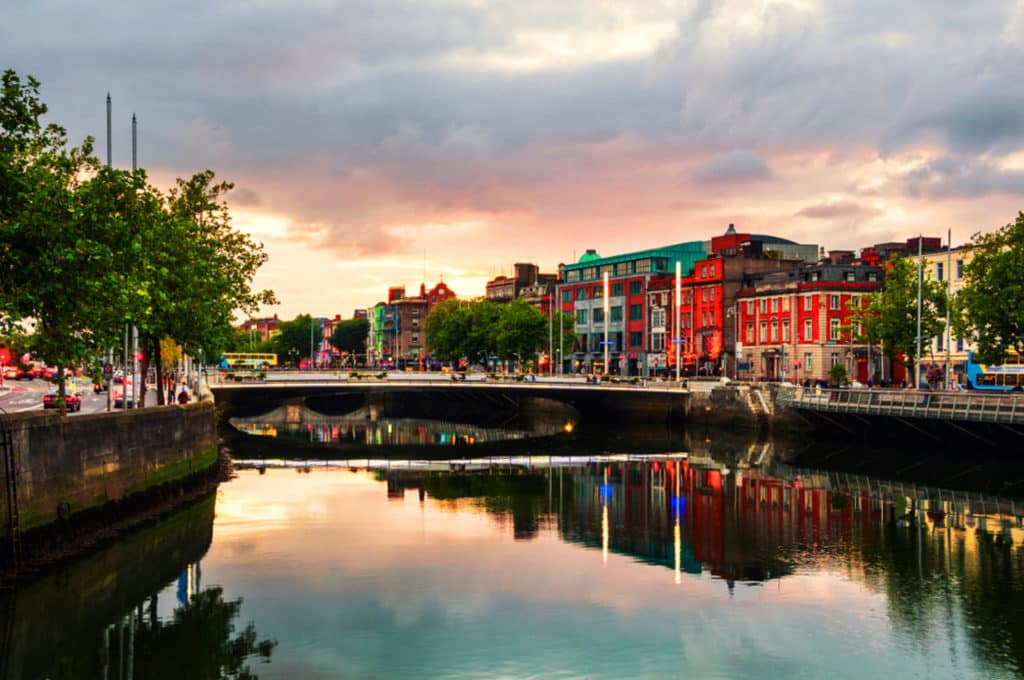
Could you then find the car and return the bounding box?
[113,383,136,408]
[43,389,81,412]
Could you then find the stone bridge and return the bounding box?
[210,378,692,427]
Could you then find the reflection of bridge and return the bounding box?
[777,386,1024,446]
[210,379,691,425]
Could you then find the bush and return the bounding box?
[376,371,388,380]
[600,374,611,382]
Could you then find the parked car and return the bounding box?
[43,389,81,412]
[113,382,135,408]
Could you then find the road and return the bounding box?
[0,379,159,415]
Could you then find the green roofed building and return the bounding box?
[556,241,708,377]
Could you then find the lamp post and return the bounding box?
[675,261,681,382]
[603,271,610,375]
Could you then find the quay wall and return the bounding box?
[1,403,218,540]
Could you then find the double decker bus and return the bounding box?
[964,351,1024,391]
[219,353,278,369]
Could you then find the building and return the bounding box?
[485,263,558,303]
[368,281,456,368]
[240,314,280,344]
[646,226,816,377]
[557,242,707,375]
[737,262,884,383]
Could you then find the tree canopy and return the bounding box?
[859,256,947,382]
[0,69,275,407]
[330,318,369,356]
[425,298,550,368]
[956,213,1024,364]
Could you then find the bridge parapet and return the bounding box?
[777,386,1024,425]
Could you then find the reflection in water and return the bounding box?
[231,407,544,447]
[0,494,277,680]
[7,442,1024,678]
[224,450,1024,677]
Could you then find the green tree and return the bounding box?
[956,213,1024,364]
[423,298,469,362]
[828,362,849,388]
[272,314,323,366]
[861,256,946,386]
[329,318,370,360]
[556,312,578,370]
[495,300,547,366]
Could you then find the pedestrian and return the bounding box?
[177,381,190,405]
[167,379,175,405]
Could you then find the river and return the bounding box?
[2,416,1023,679]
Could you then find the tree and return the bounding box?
[861,256,946,386]
[556,312,578,370]
[495,300,548,366]
[423,299,470,362]
[956,213,1024,364]
[330,318,369,360]
[272,314,323,366]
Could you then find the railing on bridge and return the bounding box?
[777,386,1024,425]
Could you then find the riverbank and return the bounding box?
[1,402,223,580]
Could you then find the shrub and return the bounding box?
[600,374,611,382]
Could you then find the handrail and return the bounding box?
[776,386,1023,425]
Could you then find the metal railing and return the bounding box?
[776,386,1024,425]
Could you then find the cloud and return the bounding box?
[900,155,1024,198]
[690,150,772,185]
[230,187,262,206]
[795,200,883,220]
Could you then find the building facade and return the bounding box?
[557,243,707,375]
[737,263,884,383]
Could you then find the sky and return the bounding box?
[5,0,1024,319]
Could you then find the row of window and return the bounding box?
[575,332,645,351]
[562,280,645,301]
[575,304,645,324]
[933,259,965,282]
[744,294,864,316]
[564,258,671,282]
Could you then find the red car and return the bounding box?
[43,390,82,412]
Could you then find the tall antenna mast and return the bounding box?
[106,93,112,166]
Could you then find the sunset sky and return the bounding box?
[6,1,1023,319]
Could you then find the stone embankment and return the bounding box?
[1,402,220,575]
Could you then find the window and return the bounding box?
[710,264,716,277]
[804,296,812,311]
[600,265,613,276]
[804,319,812,341]
[576,309,588,324]
[594,308,604,323]
[956,259,964,280]
[411,333,419,342]
[830,294,840,310]
[582,267,596,280]
[746,323,754,344]
[850,295,859,309]
[845,272,855,282]
[701,288,707,302]
[936,333,943,351]
[701,265,707,278]
[612,283,624,297]
[709,287,715,301]
[635,259,652,273]
[761,299,768,313]
[629,304,642,321]
[760,321,768,342]
[616,262,632,276]
[651,308,665,327]
[562,290,571,303]
[810,272,819,282]
[783,320,790,342]
[576,288,588,300]
[867,272,878,282]
[771,319,778,342]
[630,331,642,347]
[936,262,944,282]
[566,270,580,282]
[610,306,623,322]
[804,353,813,372]
[772,298,779,313]
[830,352,840,367]
[957,336,964,351]
[830,319,840,340]
[702,311,708,326]
[594,286,603,298]
[630,281,642,295]
[747,301,755,314]
[652,332,665,351]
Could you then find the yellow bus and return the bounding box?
[219,353,278,369]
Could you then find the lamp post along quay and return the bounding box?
[603,271,610,374]
[675,261,681,383]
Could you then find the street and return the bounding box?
[0,379,160,415]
